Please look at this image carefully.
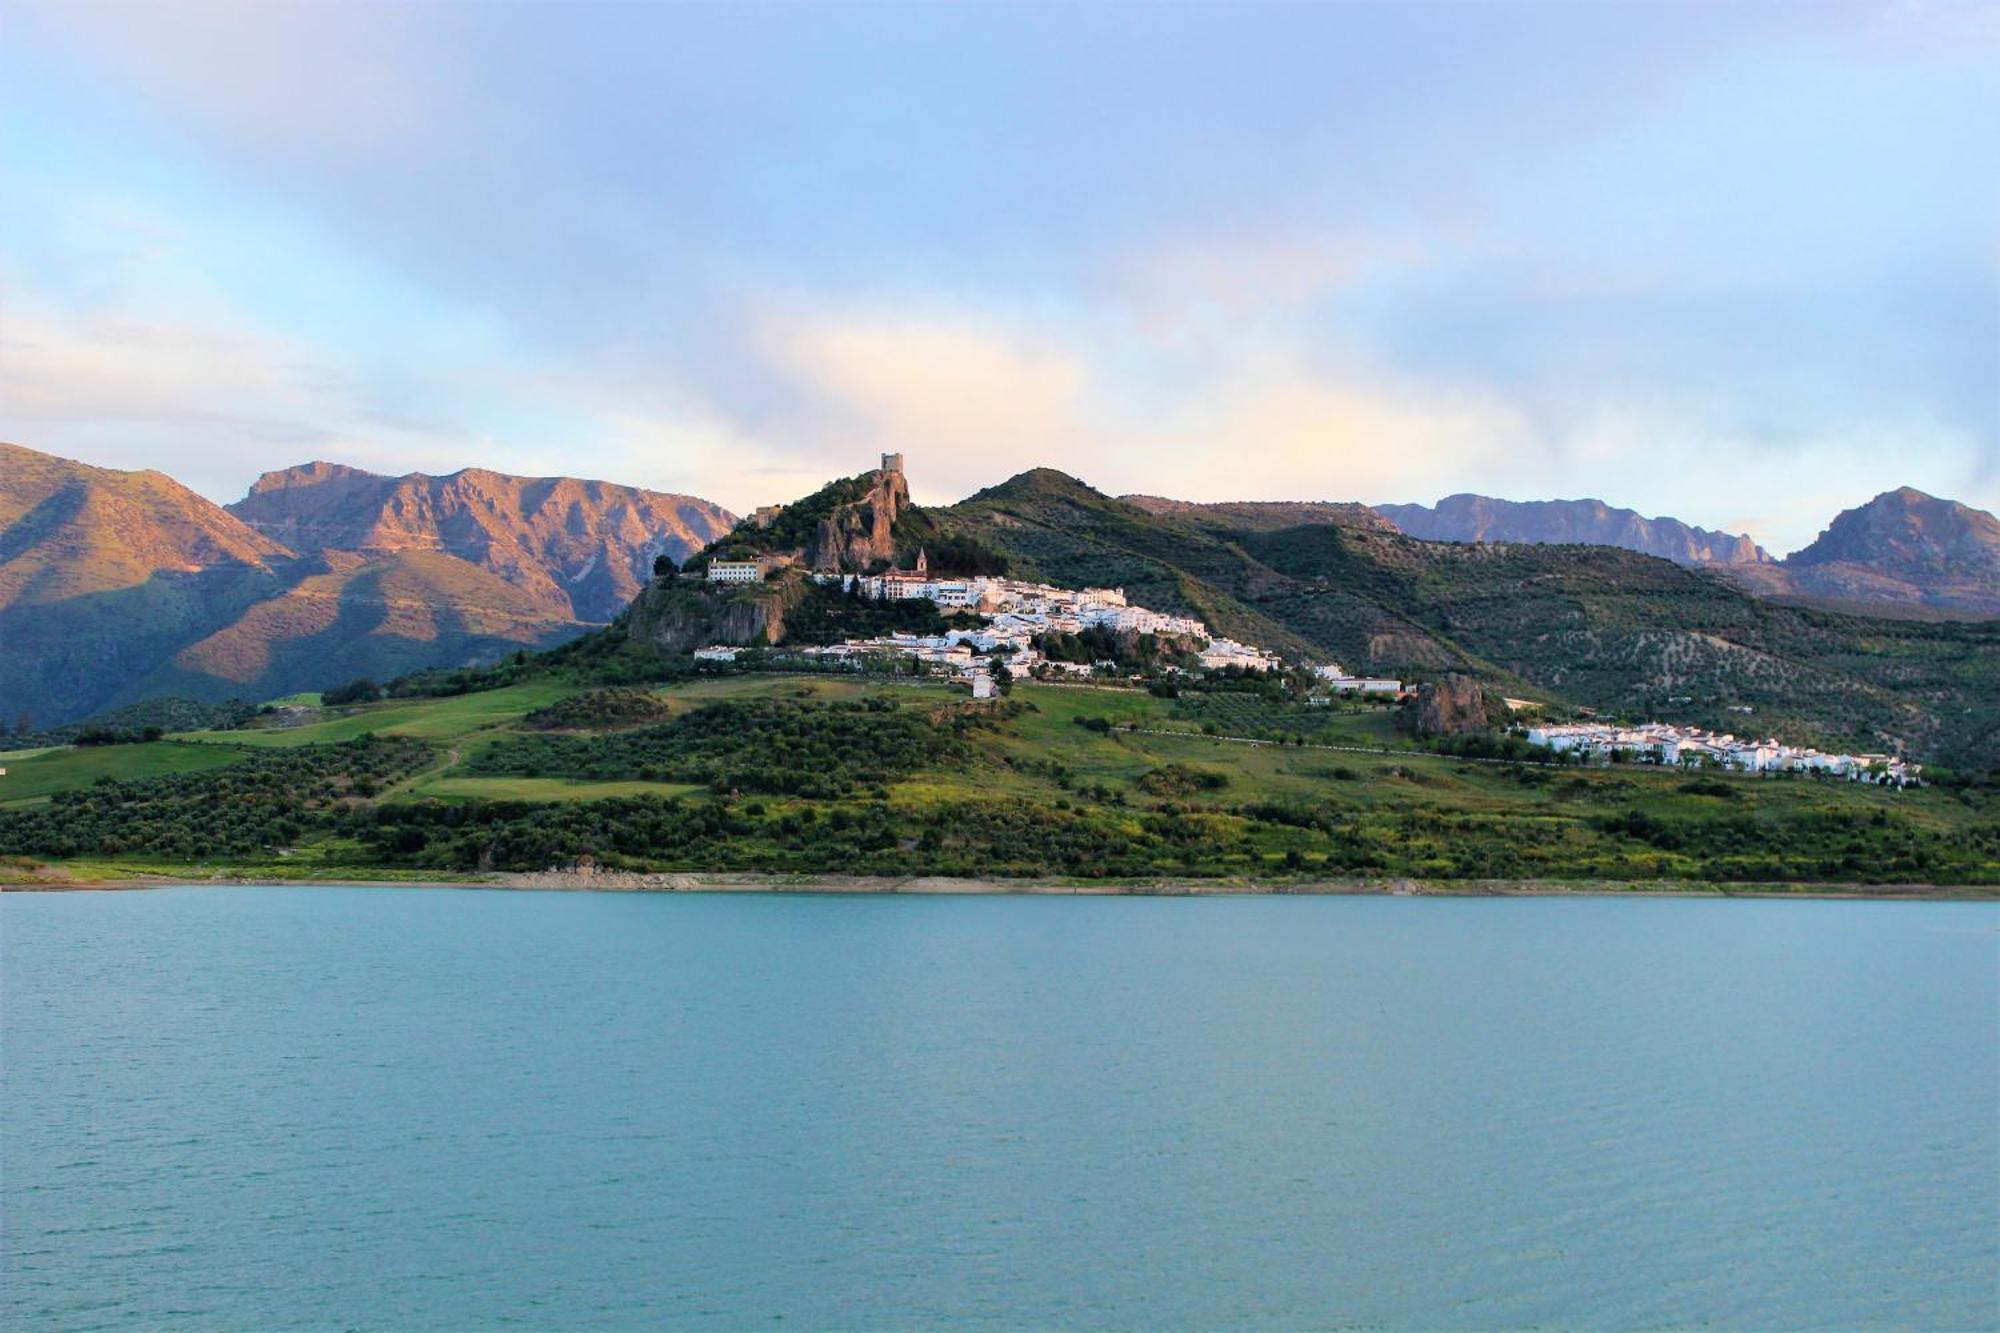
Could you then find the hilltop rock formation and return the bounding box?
[809,466,909,572]
[626,462,916,654]
[1413,673,1495,736]
[1720,488,2000,617]
[1374,493,1770,566]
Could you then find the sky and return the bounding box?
[1,1,1994,556]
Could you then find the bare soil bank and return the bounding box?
[4,865,1994,900]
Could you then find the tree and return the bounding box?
[652,553,678,579]
[13,712,30,738]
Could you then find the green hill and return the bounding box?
[927,470,2000,769]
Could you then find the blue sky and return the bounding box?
[1,0,1993,554]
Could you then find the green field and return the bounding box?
[409,775,707,803]
[0,740,250,806]
[4,673,1994,887]
[177,682,589,747]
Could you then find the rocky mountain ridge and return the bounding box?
[230,460,736,622]
[0,443,734,728]
[1373,492,1771,566]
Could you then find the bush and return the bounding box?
[323,677,381,706]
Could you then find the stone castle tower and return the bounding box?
[880,452,905,475]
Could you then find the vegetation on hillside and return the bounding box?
[0,736,430,860]
[3,677,1993,886]
[927,469,2000,769]
[521,688,673,731]
[467,697,995,799]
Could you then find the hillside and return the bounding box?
[1121,495,1395,534]
[0,443,294,730]
[927,470,2000,767]
[1719,488,2000,617]
[230,461,736,621]
[1374,493,1770,565]
[1,443,736,729]
[4,673,1994,888]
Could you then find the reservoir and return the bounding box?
[4,889,1995,1329]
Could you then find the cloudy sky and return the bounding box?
[2,0,1993,554]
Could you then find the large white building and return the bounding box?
[708,559,766,584]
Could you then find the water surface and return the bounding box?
[4,889,1995,1329]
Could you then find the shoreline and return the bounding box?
[3,868,1994,900]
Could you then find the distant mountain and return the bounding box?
[1120,495,1396,534]
[1714,488,2000,618]
[229,461,736,622]
[0,444,735,729]
[0,442,294,730]
[1374,494,1771,566]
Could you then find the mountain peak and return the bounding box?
[1715,487,1999,616]
[1787,487,1998,573]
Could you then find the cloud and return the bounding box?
[0,304,491,495]
[748,302,1538,508]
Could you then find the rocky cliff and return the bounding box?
[626,572,811,654]
[811,468,909,572]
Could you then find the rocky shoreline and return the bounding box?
[3,866,1993,899]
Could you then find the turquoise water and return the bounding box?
[3,889,1995,1330]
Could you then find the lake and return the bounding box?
[3,888,1995,1329]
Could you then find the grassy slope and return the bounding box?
[0,740,250,805]
[4,675,1994,886]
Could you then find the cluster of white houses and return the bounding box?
[696,559,1314,689]
[1524,721,1918,785]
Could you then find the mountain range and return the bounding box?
[0,443,733,729]
[4,440,1996,761]
[1371,493,1771,565]
[1367,488,1998,617]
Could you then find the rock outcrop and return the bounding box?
[1413,673,1494,736]
[808,468,908,572]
